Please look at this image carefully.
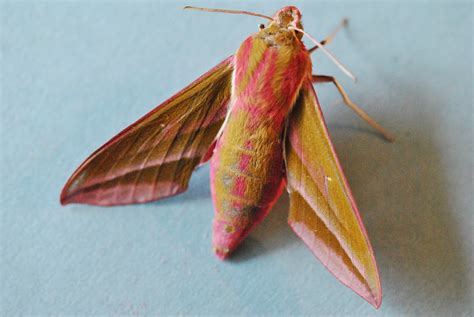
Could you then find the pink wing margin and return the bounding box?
[285,80,382,308]
[61,56,234,206]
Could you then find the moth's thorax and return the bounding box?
[256,24,300,48]
[232,28,311,127]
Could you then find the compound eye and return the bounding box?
[258,23,265,30]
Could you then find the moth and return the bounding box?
[61,6,394,308]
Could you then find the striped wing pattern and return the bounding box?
[61,57,234,206]
[285,81,382,307]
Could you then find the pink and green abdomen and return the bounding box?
[210,108,285,258]
[210,35,311,258]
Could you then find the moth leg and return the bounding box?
[312,75,395,142]
[308,19,348,54]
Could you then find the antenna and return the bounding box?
[289,26,357,82]
[184,6,273,21]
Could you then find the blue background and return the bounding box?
[1,1,472,315]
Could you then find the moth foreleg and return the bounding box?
[308,19,348,54]
[312,74,395,142]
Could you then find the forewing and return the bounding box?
[285,81,382,307]
[61,57,234,206]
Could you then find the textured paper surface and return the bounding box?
[1,1,472,315]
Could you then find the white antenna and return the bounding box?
[289,26,357,82]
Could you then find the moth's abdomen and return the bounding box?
[209,33,310,258]
[210,109,284,258]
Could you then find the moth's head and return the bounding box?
[273,6,302,28]
[260,6,303,39]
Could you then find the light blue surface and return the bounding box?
[1,1,472,315]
